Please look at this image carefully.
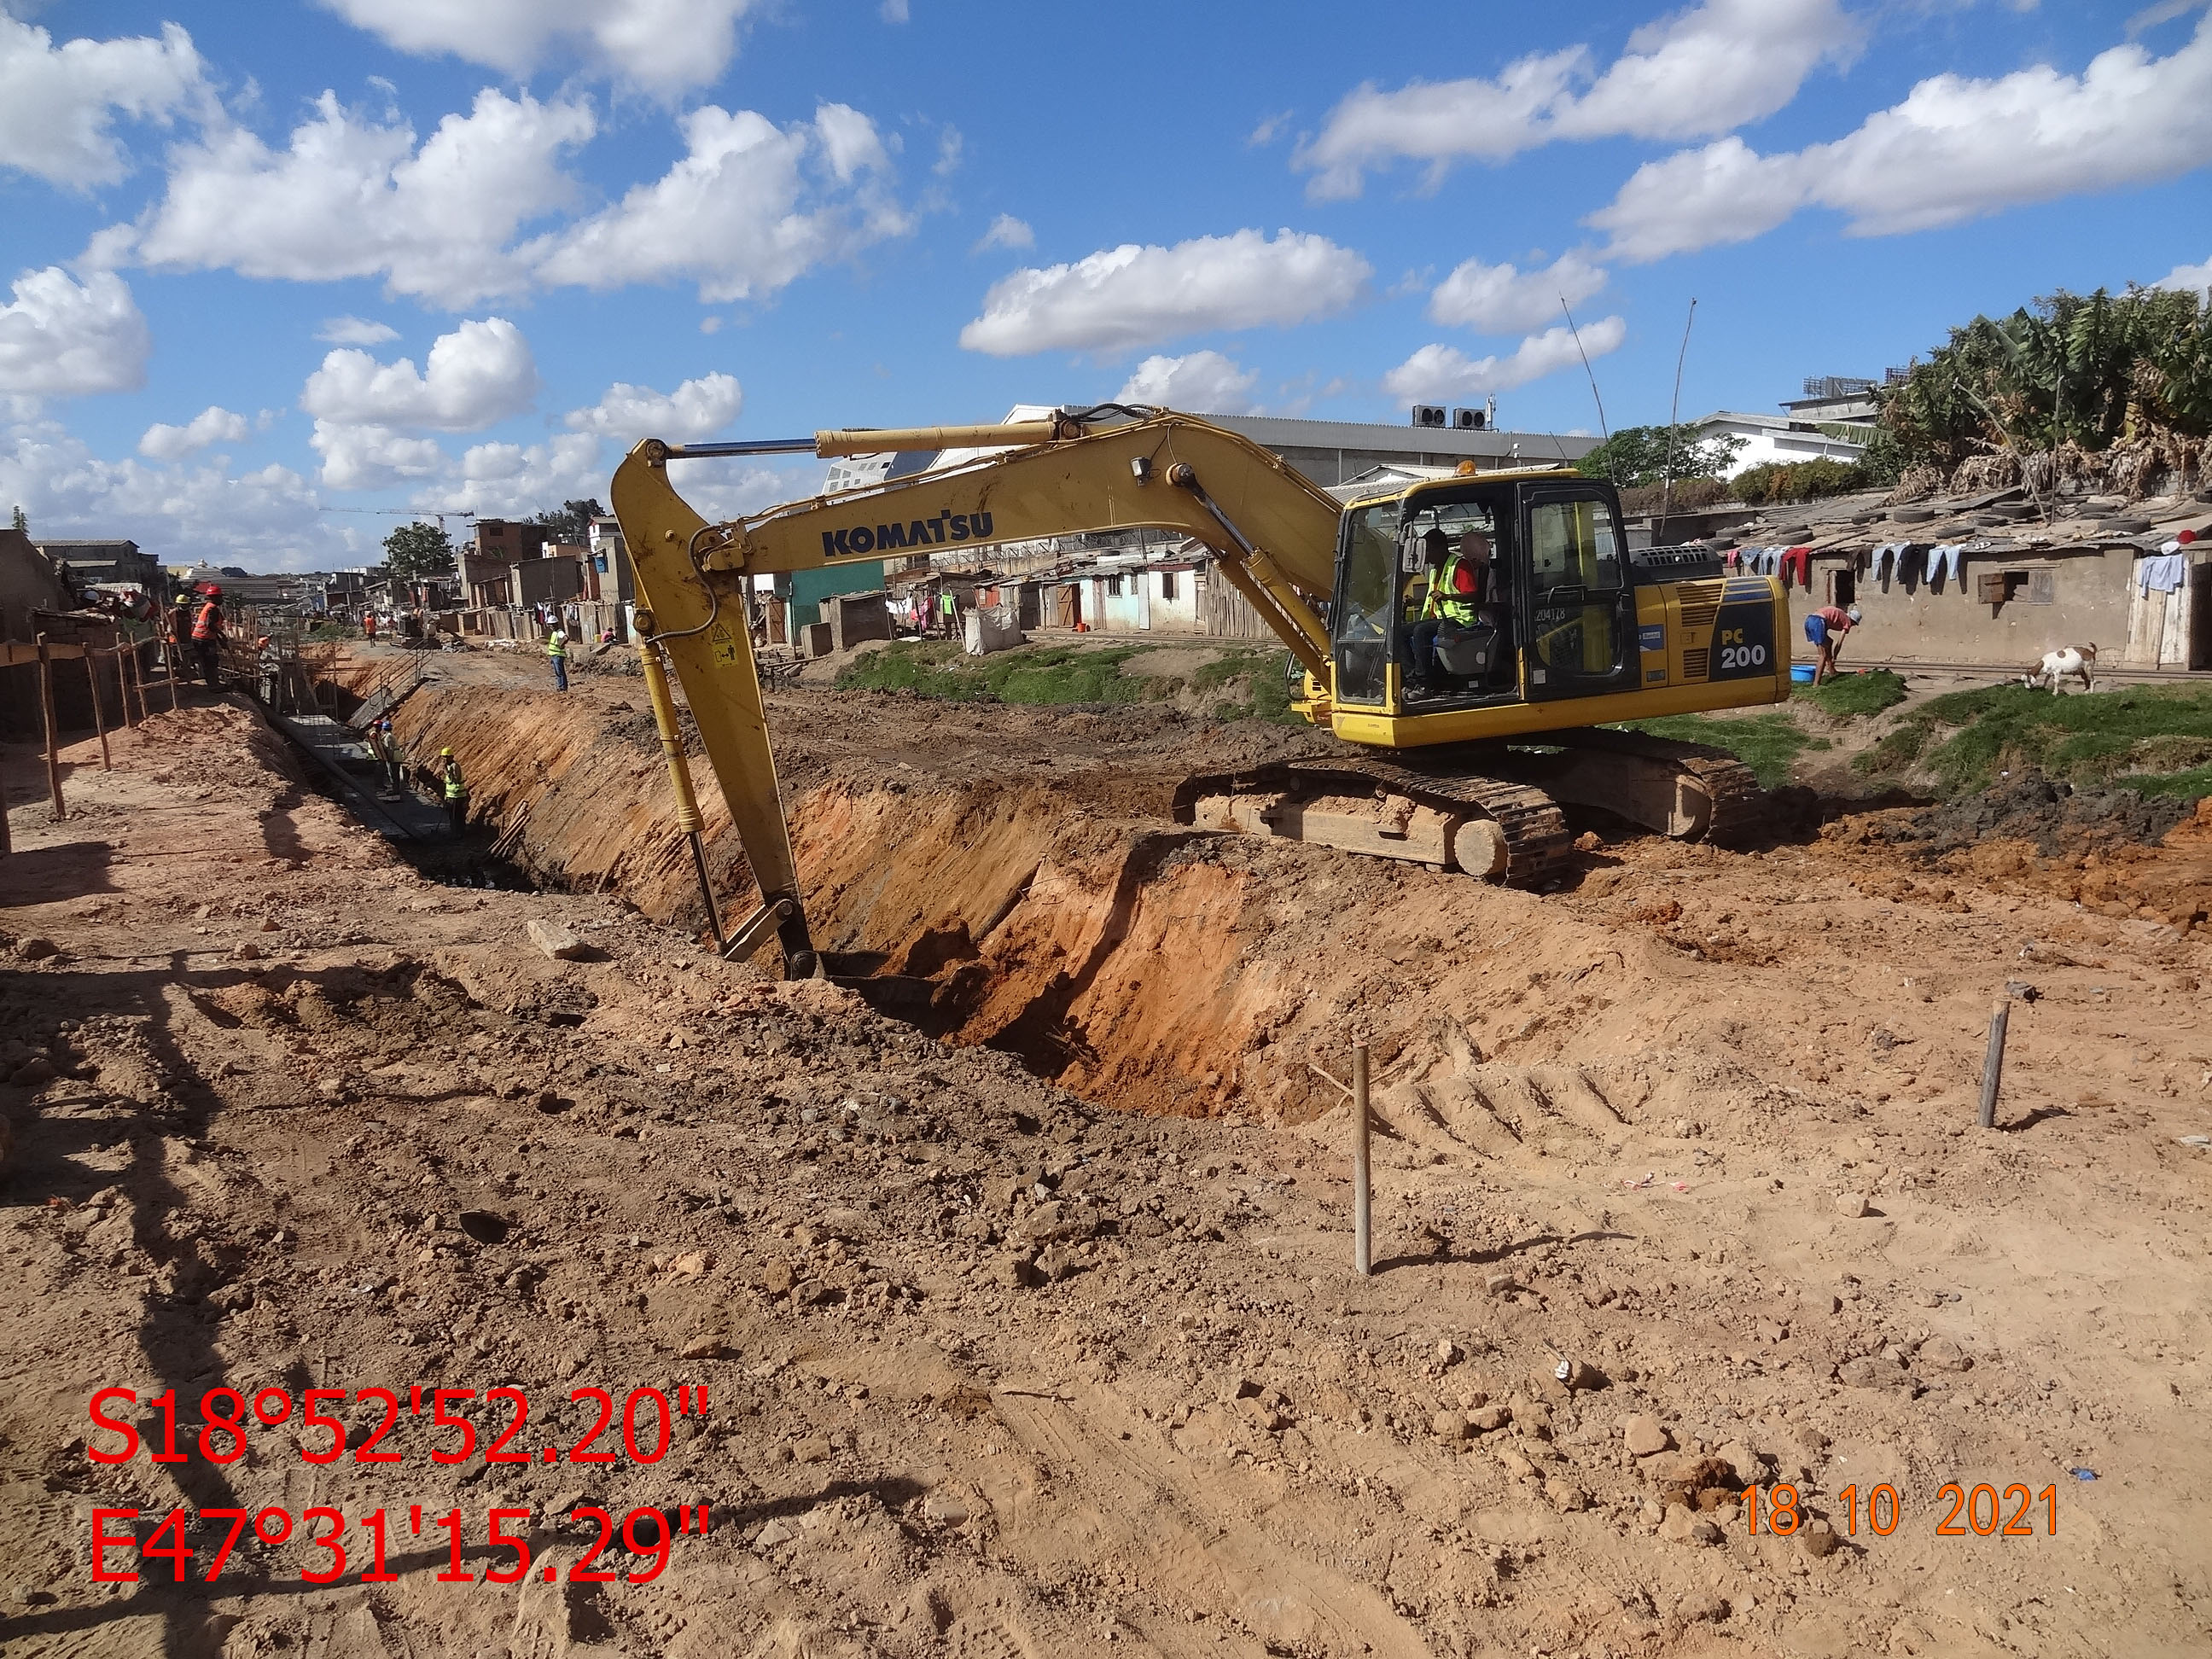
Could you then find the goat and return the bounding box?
[2023,643,2097,694]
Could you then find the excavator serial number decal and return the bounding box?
[822,511,995,558]
[1707,602,1777,683]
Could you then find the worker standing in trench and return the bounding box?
[439,747,469,835]
[366,717,405,799]
[546,624,569,691]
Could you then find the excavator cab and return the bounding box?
[1333,474,1636,716]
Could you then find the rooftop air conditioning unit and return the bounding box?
[1452,407,1486,430]
[1411,405,1447,428]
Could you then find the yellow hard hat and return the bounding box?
[439,746,453,757]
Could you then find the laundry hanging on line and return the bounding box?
[2138,552,2187,594]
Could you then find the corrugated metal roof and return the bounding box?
[1208,413,1598,461]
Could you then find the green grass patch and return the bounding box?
[1792,668,1906,719]
[1853,682,2212,800]
[1615,711,1813,791]
[836,640,1157,704]
[834,639,1303,720]
[2122,763,2212,800]
[1188,649,1274,691]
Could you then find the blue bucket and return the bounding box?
[1790,664,1817,684]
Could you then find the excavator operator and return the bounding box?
[1401,528,1499,696]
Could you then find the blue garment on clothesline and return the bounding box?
[2138,552,2186,594]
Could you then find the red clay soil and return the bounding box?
[1,672,2206,1658]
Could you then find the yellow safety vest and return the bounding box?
[1422,551,1481,626]
[546,632,567,658]
[442,763,468,801]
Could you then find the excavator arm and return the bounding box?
[608,410,1346,976]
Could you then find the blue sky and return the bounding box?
[3,0,2209,570]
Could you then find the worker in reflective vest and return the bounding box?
[546,626,569,691]
[1400,533,1488,693]
[440,747,469,835]
[190,590,226,688]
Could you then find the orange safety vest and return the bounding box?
[192,601,224,641]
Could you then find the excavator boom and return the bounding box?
[609,410,1347,974]
[611,406,1786,976]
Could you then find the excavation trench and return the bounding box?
[364,676,1284,1114]
[357,671,1743,1142]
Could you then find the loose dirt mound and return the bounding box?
[1873,771,2194,856]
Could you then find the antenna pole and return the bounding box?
[1661,297,1698,525]
[1561,298,1609,444]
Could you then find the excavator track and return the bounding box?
[1173,728,1767,889]
[1534,725,1770,846]
[1173,753,1575,890]
[1478,726,1770,847]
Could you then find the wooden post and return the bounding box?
[35,633,64,819]
[1978,1000,2011,1130]
[83,646,111,771]
[1352,1038,1372,1278]
[121,642,146,727]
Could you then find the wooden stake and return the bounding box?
[163,637,181,711]
[84,647,112,771]
[1353,1038,1372,1278]
[35,633,64,819]
[121,642,146,727]
[1978,999,2011,1130]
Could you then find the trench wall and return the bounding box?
[371,675,1697,1143]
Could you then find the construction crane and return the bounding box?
[317,508,479,526]
[609,406,1790,977]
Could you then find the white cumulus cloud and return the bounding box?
[1591,12,2212,261]
[959,229,1372,358]
[301,317,539,430]
[301,317,539,491]
[0,15,210,189]
[975,213,1034,253]
[1115,351,1261,414]
[0,267,151,400]
[411,432,605,517]
[1297,0,1861,198]
[3,415,350,569]
[562,374,743,443]
[315,0,765,96]
[138,405,250,460]
[317,316,400,346]
[1429,253,1608,335]
[2157,253,2212,294]
[336,372,747,511]
[1382,317,1627,404]
[309,423,448,492]
[137,89,596,307]
[530,103,911,305]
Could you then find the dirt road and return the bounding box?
[2,676,2208,1658]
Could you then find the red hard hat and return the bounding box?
[2179,528,2197,544]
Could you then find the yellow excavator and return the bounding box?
[609,405,1790,976]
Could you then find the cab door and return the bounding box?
[1329,498,1400,706]
[1521,488,1637,703]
